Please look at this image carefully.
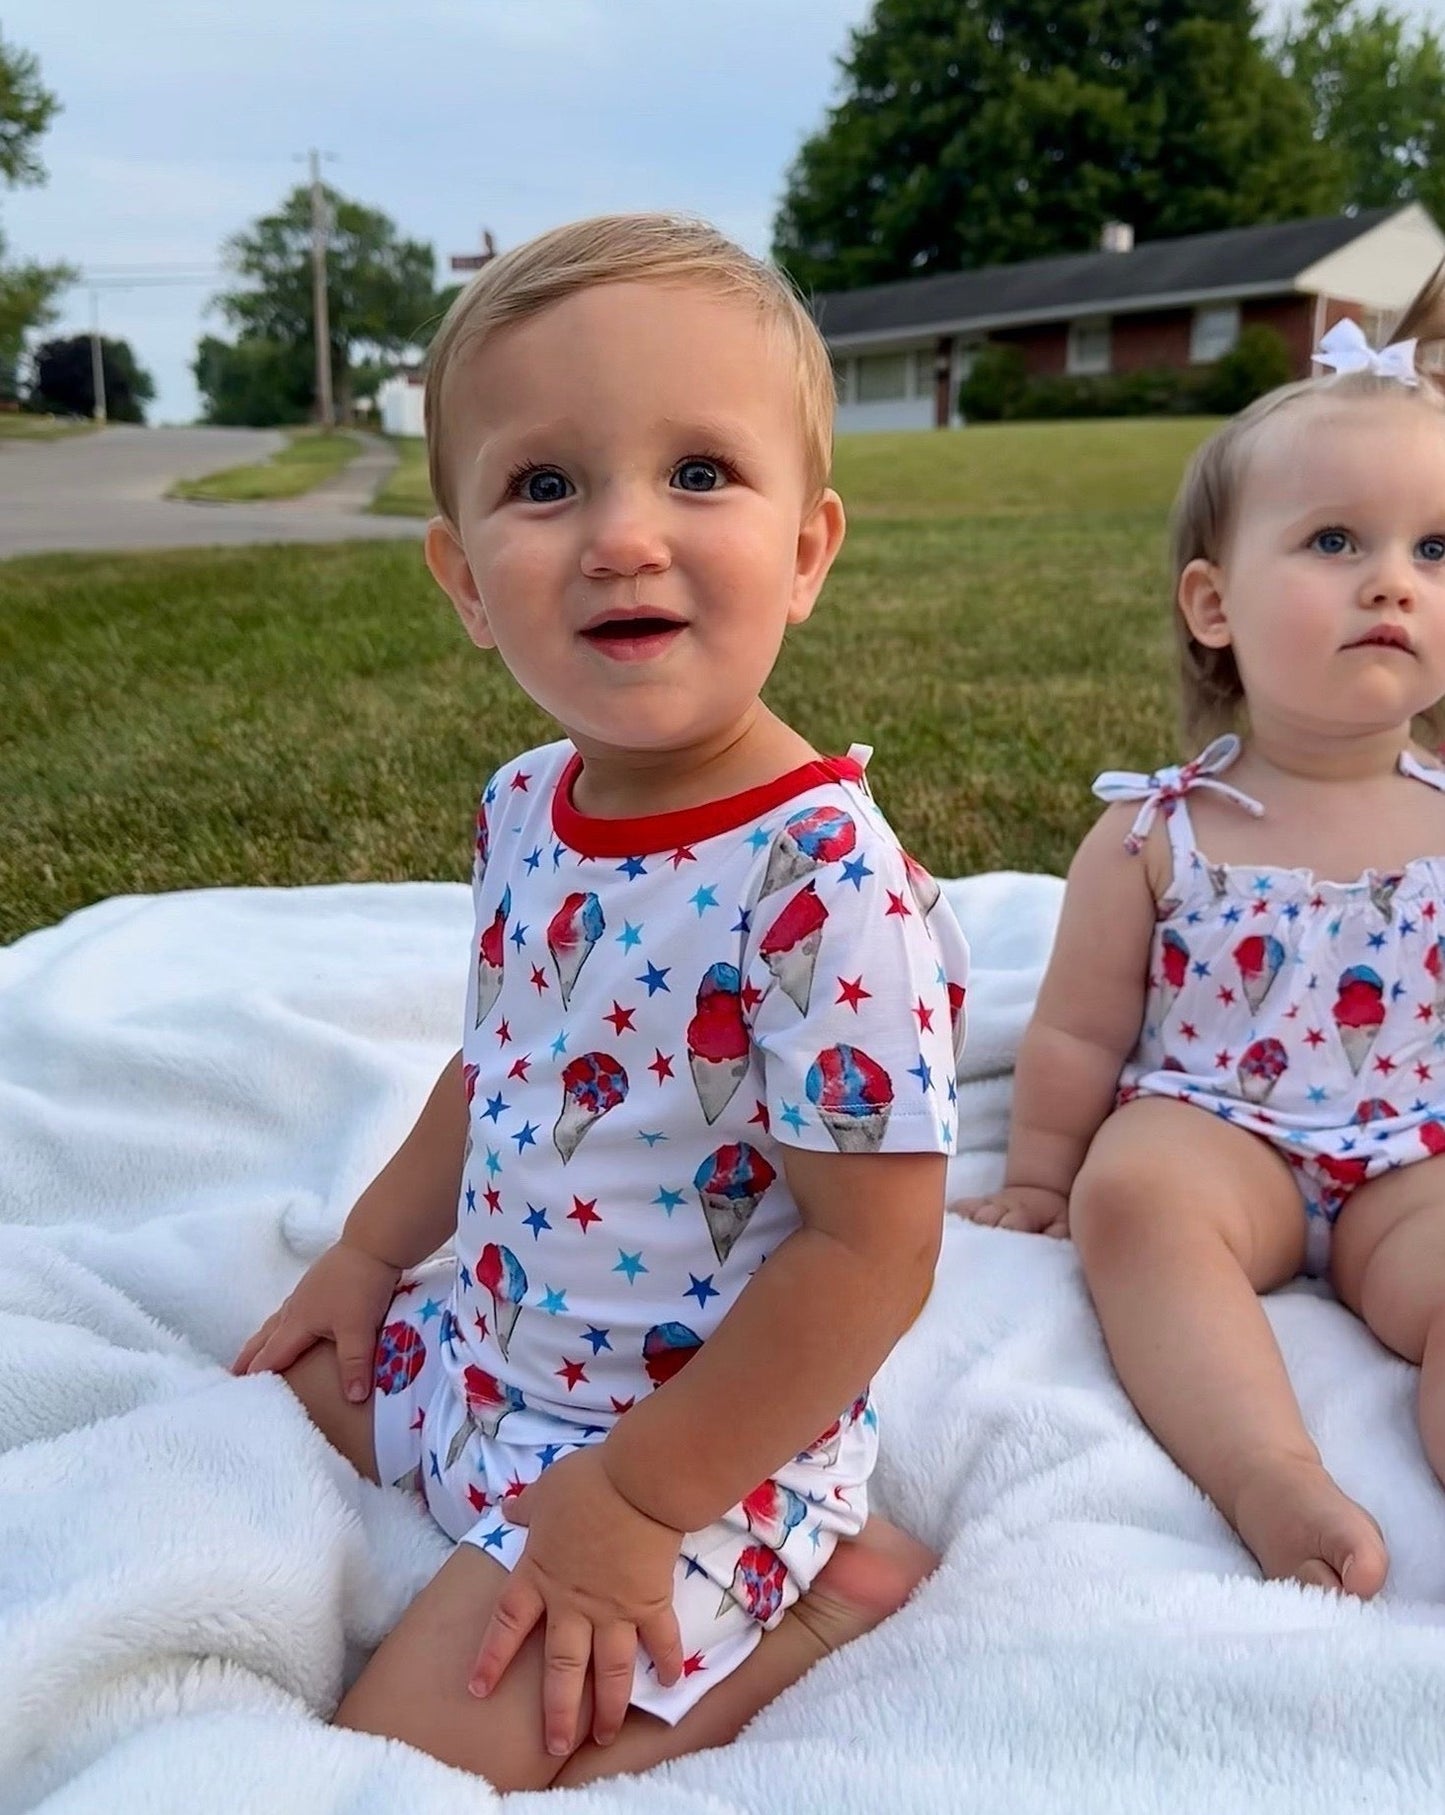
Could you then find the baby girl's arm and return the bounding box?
[957,806,1157,1236]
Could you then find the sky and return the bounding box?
[5,1,1442,424]
[1,0,872,422]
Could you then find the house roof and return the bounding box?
[813,208,1399,344]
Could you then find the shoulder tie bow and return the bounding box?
[1092,734,1264,854]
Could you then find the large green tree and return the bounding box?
[206,186,437,420]
[29,333,154,423]
[192,333,313,427]
[772,0,1339,292]
[1278,0,1445,223]
[0,32,73,402]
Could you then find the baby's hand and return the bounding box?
[467,1446,685,1756]
[231,1238,401,1403]
[953,1185,1070,1239]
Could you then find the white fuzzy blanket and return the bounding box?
[7,873,1445,1814]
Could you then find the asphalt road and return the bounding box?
[0,425,426,559]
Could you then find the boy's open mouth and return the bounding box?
[580,611,686,659]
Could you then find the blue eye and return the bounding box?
[511,467,572,504]
[1310,528,1353,555]
[1419,535,1445,563]
[672,458,725,493]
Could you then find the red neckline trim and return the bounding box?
[551,753,866,858]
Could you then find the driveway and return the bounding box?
[0,425,425,559]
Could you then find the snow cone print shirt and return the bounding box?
[446,739,969,1444]
[1097,734,1445,1188]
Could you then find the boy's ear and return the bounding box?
[787,488,847,627]
[1177,558,1232,649]
[425,516,495,650]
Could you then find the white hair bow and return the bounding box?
[1311,317,1419,386]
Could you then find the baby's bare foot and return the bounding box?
[1231,1452,1387,1598]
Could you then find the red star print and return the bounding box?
[1251,901,1270,917]
[484,1185,502,1214]
[410,1408,426,1432]
[1304,1028,1326,1048]
[749,1099,770,1132]
[1373,1053,1397,1076]
[509,771,530,792]
[667,846,697,869]
[467,1484,491,1513]
[1426,902,1438,921]
[1178,1021,1199,1042]
[1309,894,1326,911]
[1215,1049,1233,1068]
[611,1395,636,1414]
[473,1311,489,1339]
[530,965,549,994]
[885,890,912,919]
[648,1049,675,1082]
[569,1195,602,1232]
[1216,986,1236,1007]
[504,1471,529,1498]
[741,979,764,1014]
[557,1358,589,1390]
[836,976,871,1012]
[1417,1062,1434,1083]
[911,995,935,1032]
[394,1277,419,1296]
[496,1018,512,1047]
[508,1053,532,1081]
[1418,1003,1436,1024]
[681,1652,707,1677]
[604,1001,637,1035]
[1282,1005,1299,1021]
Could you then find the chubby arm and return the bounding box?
[600,1146,945,1534]
[960,808,1157,1235]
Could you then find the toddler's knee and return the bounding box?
[1069,1162,1157,1270]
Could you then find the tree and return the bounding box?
[208,186,437,419]
[29,334,155,423]
[1277,0,1445,224]
[0,33,72,402]
[772,0,1339,293]
[192,333,313,427]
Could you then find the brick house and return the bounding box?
[814,204,1444,432]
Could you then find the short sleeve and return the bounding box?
[743,822,969,1157]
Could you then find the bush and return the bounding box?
[958,343,1028,421]
[1195,325,1293,414]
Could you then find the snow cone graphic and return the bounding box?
[1233,934,1284,1015]
[687,962,749,1124]
[1354,1099,1398,1124]
[554,1052,629,1162]
[1426,937,1445,1019]
[1315,1150,1370,1202]
[473,800,490,868]
[1237,1037,1288,1105]
[475,885,511,1027]
[948,979,967,1063]
[758,883,828,1014]
[1422,1120,1445,1157]
[759,805,857,899]
[800,1394,869,1467]
[547,891,604,1008]
[806,1043,894,1153]
[447,1364,527,1466]
[1333,965,1386,1075]
[902,849,941,918]
[724,1543,788,1623]
[1159,928,1190,1019]
[1370,873,1402,922]
[742,1480,807,1550]
[642,1321,702,1388]
[477,1242,527,1359]
[373,1321,426,1397]
[693,1142,777,1264]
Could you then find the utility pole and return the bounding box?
[307,149,335,428]
[88,289,107,424]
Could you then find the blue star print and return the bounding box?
[614,1250,648,1282]
[617,856,647,880]
[685,1273,719,1308]
[617,921,643,951]
[512,1121,539,1153]
[653,1187,685,1215]
[637,962,671,995]
[523,1203,552,1238]
[840,855,873,891]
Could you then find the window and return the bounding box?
[833,358,852,405]
[855,352,910,402]
[1191,302,1240,364]
[1067,316,1112,376]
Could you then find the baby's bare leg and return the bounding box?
[1333,1154,1445,1486]
[279,1340,379,1481]
[1072,1099,1386,1596]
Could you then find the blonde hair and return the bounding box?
[1170,259,1445,747]
[423,212,834,523]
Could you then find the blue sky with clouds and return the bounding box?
[2,0,872,421]
[4,1,1438,423]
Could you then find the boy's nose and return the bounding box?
[1361,552,1414,609]
[580,490,671,579]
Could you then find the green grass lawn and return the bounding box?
[1,418,1219,944]
[168,430,362,503]
[0,414,96,441]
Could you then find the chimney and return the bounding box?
[1100,221,1134,254]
